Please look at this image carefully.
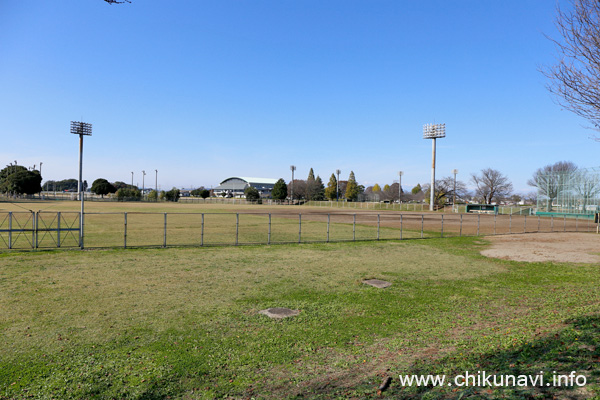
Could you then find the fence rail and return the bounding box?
[0,211,597,251]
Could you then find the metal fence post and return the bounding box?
[235,213,239,246]
[124,212,127,249]
[459,214,463,237]
[80,210,84,250]
[477,214,480,236]
[377,214,380,240]
[551,215,554,232]
[57,212,61,248]
[400,214,403,240]
[441,214,444,238]
[494,214,497,235]
[421,214,424,238]
[353,214,356,241]
[576,215,578,232]
[537,215,540,232]
[563,215,566,232]
[298,213,302,243]
[327,214,330,242]
[509,214,512,234]
[523,215,527,233]
[164,212,167,248]
[8,212,12,249]
[268,213,271,245]
[201,213,204,246]
[34,211,38,249]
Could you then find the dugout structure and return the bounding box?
[536,166,600,218]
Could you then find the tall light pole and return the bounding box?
[71,121,92,249]
[336,169,341,201]
[290,165,296,203]
[142,170,146,199]
[452,169,458,212]
[131,171,134,188]
[423,123,446,211]
[398,171,404,204]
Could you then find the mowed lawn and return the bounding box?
[1,236,599,399]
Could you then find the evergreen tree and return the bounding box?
[271,178,288,200]
[412,184,422,194]
[313,175,325,200]
[345,171,359,201]
[306,168,317,200]
[325,173,338,200]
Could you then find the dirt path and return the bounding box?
[480,232,600,263]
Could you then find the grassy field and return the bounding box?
[1,232,599,399]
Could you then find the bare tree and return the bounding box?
[543,0,600,136]
[471,168,513,204]
[527,161,578,211]
[422,176,468,208]
[574,169,600,209]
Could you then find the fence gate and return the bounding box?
[36,211,81,249]
[0,211,80,250]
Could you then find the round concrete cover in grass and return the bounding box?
[363,279,392,288]
[258,307,300,319]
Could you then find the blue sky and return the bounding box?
[1,0,597,193]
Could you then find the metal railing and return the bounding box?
[0,211,597,250]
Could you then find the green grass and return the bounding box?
[1,236,599,399]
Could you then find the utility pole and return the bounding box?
[336,169,341,201]
[290,165,296,203]
[142,170,146,200]
[453,169,458,212]
[398,171,403,204]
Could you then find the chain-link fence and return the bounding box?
[1,210,597,250]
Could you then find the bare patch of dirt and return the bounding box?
[481,233,600,263]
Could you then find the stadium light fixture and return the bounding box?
[423,123,446,211]
[71,121,92,249]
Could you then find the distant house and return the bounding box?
[213,177,279,198]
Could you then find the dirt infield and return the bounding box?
[480,232,600,263]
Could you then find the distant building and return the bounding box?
[213,177,279,198]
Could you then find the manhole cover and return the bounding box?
[363,279,392,288]
[258,307,300,319]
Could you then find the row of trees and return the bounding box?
[266,169,363,202]
[89,178,182,202]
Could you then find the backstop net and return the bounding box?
[536,166,600,218]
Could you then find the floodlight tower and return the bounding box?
[452,169,458,212]
[131,171,134,187]
[336,169,341,201]
[398,171,404,204]
[423,123,446,211]
[290,165,296,202]
[142,170,146,199]
[71,121,92,249]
